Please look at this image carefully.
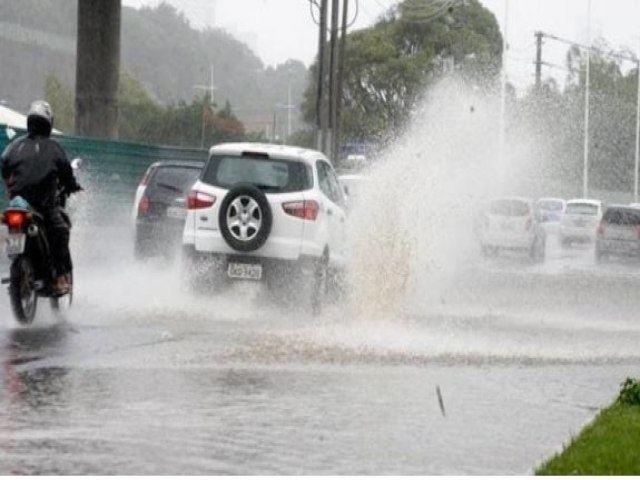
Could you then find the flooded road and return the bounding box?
[1,226,639,474]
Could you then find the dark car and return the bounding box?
[132,160,204,259]
[595,205,640,262]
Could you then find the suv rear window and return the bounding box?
[603,208,640,226]
[566,203,598,215]
[147,165,202,198]
[202,154,312,193]
[537,200,563,211]
[489,199,530,216]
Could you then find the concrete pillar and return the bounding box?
[75,0,121,138]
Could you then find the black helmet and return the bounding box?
[26,100,53,136]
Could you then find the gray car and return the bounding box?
[595,205,640,262]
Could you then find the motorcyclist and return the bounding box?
[1,100,82,295]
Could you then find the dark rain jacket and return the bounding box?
[1,134,80,210]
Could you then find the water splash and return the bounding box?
[345,78,504,317]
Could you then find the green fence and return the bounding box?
[0,125,208,219]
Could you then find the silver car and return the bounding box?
[595,205,640,262]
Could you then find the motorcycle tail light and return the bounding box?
[2,210,28,232]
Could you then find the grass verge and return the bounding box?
[536,391,640,474]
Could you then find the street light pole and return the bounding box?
[193,64,216,149]
[583,0,591,199]
[498,0,508,186]
[277,80,295,141]
[635,55,640,202]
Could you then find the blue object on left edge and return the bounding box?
[7,196,31,211]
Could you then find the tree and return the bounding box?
[301,0,503,149]
[44,72,75,133]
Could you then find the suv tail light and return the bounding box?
[187,191,216,210]
[282,200,319,221]
[597,221,606,236]
[525,216,532,231]
[635,225,640,239]
[138,195,150,216]
[2,210,29,232]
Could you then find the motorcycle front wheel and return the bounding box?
[9,255,38,324]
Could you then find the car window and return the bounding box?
[489,199,531,217]
[537,200,563,211]
[316,161,333,200]
[146,165,202,198]
[317,161,344,206]
[566,203,599,215]
[202,154,312,193]
[603,209,640,225]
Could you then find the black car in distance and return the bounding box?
[132,160,204,259]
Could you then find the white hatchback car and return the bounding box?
[478,196,546,262]
[182,143,347,311]
[559,198,603,247]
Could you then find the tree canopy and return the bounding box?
[301,0,503,146]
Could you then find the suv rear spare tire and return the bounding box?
[219,183,273,252]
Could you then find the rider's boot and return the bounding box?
[53,274,70,296]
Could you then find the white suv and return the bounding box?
[182,143,347,311]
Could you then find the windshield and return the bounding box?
[147,165,202,198]
[489,199,531,217]
[603,209,640,225]
[537,200,564,211]
[565,203,599,216]
[202,155,312,192]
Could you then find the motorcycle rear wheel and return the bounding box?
[9,255,38,324]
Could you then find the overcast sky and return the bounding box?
[121,0,640,91]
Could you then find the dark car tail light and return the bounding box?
[187,191,216,210]
[597,221,606,236]
[282,200,319,221]
[138,195,151,216]
[1,210,29,233]
[635,225,640,239]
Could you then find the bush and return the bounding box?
[619,377,640,406]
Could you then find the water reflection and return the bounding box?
[1,324,72,407]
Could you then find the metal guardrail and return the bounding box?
[0,125,208,216]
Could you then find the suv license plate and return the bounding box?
[227,262,262,280]
[5,233,26,255]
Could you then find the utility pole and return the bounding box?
[328,0,340,158]
[315,0,328,153]
[334,0,349,165]
[534,31,543,90]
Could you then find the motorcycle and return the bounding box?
[1,158,83,324]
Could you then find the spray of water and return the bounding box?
[345,78,504,318]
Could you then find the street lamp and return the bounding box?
[193,64,216,148]
[583,0,591,199]
[498,0,508,187]
[635,53,640,203]
[276,80,295,141]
